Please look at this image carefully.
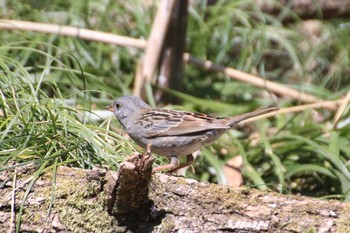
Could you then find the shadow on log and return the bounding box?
[105,144,156,228]
[1,150,350,232]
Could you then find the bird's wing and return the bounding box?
[138,109,230,138]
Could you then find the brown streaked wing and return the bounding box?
[139,109,230,137]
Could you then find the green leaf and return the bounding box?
[285,164,337,179]
[233,137,268,190]
[156,86,250,115]
[202,148,226,185]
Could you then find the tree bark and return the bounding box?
[1,158,350,232]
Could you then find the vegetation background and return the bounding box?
[1,0,350,202]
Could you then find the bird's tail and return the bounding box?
[228,107,278,127]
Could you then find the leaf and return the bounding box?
[156,86,250,115]
[202,148,226,185]
[233,137,268,190]
[285,164,337,179]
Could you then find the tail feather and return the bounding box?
[228,107,278,127]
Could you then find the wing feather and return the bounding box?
[137,109,230,138]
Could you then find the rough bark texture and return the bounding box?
[105,146,154,227]
[1,159,350,232]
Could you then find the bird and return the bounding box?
[106,95,277,173]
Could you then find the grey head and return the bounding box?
[111,95,151,129]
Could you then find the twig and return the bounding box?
[133,58,145,97]
[333,90,350,128]
[0,19,335,109]
[0,19,147,49]
[156,0,188,103]
[142,0,177,82]
[183,53,333,109]
[240,100,341,124]
[133,0,177,97]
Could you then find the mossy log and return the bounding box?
[1,153,350,232]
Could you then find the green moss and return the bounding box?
[56,179,126,232]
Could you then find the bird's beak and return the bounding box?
[105,104,114,112]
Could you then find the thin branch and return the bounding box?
[240,100,341,124]
[333,90,350,128]
[0,19,147,49]
[142,0,177,83]
[133,0,178,97]
[156,0,188,103]
[0,19,335,109]
[183,53,333,109]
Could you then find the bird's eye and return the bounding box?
[115,103,121,109]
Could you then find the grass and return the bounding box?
[0,0,350,205]
[0,43,132,172]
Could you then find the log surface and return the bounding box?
[1,164,350,232]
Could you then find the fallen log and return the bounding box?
[1,152,350,232]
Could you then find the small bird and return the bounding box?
[107,95,277,173]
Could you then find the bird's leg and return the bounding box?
[152,155,180,173]
[167,154,194,174]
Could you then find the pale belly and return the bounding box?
[129,129,226,158]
